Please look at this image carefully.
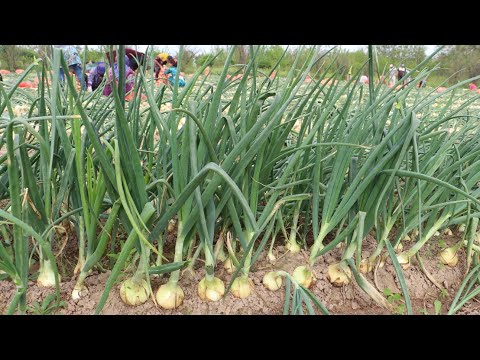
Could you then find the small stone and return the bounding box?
[345,289,354,300]
[351,301,359,310]
[331,292,342,302]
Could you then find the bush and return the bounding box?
[80,48,105,63]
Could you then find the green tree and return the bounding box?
[257,45,286,69]
[0,45,18,71]
[434,45,480,85]
[81,47,105,63]
[376,45,426,68]
[232,45,249,64]
[0,45,40,70]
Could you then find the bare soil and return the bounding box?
[1,229,479,315]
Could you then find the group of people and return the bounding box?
[153,53,186,87]
[353,63,412,88]
[55,45,186,96]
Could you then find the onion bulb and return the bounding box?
[439,247,459,267]
[156,283,185,309]
[327,262,351,287]
[286,241,301,253]
[292,265,313,288]
[71,283,89,301]
[396,253,411,269]
[198,277,225,302]
[120,277,151,306]
[267,252,276,264]
[167,219,175,233]
[37,260,60,288]
[359,258,374,274]
[231,276,252,298]
[262,271,283,291]
[160,102,172,112]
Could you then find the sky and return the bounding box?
[87,45,437,55]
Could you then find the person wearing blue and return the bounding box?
[164,56,186,87]
[55,45,86,89]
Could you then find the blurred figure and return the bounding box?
[106,48,145,72]
[125,48,145,71]
[55,45,86,89]
[164,56,186,87]
[103,55,135,96]
[417,79,427,88]
[397,63,407,82]
[359,75,369,85]
[388,64,397,87]
[87,62,106,92]
[469,83,478,91]
[154,53,169,79]
[85,60,95,72]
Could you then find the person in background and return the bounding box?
[55,45,86,89]
[85,60,95,73]
[103,55,135,96]
[397,63,407,82]
[388,64,397,87]
[105,48,145,72]
[164,56,186,87]
[418,79,427,88]
[154,53,169,79]
[87,62,106,92]
[359,75,369,85]
[125,48,145,71]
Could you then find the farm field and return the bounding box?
[1,45,480,315]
